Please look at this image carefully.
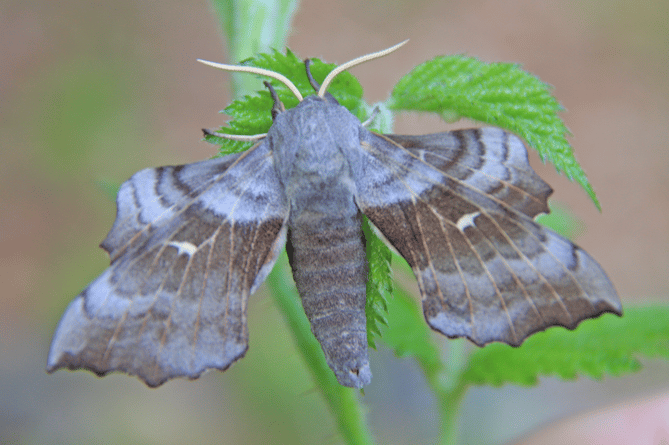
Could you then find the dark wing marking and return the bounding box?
[355,127,620,346]
[47,141,289,386]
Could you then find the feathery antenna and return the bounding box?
[317,40,409,97]
[196,59,304,101]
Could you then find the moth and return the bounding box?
[47,41,621,389]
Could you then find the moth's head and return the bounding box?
[197,40,408,143]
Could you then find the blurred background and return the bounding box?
[1,0,667,443]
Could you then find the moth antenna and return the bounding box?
[317,39,409,97]
[197,59,304,101]
[304,59,321,91]
[202,128,267,142]
[263,81,286,119]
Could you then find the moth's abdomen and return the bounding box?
[287,212,371,388]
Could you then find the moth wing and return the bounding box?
[47,141,289,386]
[355,128,620,346]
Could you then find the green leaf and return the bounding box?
[536,202,585,240]
[362,216,393,348]
[460,306,669,387]
[380,284,443,376]
[205,49,366,155]
[242,49,365,114]
[205,94,274,154]
[388,55,601,210]
[359,101,395,350]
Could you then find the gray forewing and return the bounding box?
[47,141,289,387]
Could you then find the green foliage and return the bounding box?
[242,49,365,113]
[362,217,393,348]
[381,284,442,373]
[388,55,601,210]
[536,202,585,240]
[461,306,669,387]
[204,94,272,154]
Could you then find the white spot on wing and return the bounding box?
[456,211,480,232]
[168,241,198,257]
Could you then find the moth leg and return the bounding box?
[361,106,380,128]
[201,128,267,142]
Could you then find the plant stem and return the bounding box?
[437,386,465,445]
[392,284,468,445]
[209,0,299,98]
[436,340,467,445]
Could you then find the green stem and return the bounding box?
[438,340,467,445]
[428,359,468,445]
[437,385,466,445]
[209,0,299,98]
[393,284,469,445]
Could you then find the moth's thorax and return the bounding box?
[268,96,362,191]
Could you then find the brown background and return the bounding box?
[1,0,667,444]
